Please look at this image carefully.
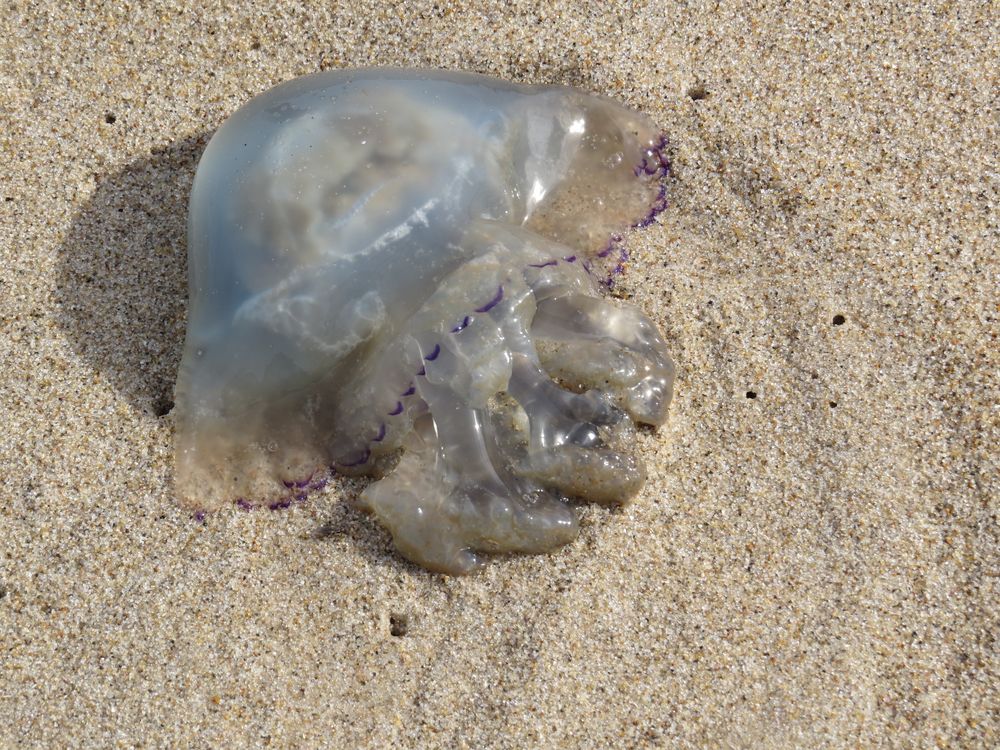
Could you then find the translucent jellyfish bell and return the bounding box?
[175,69,674,573]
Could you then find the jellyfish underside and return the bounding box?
[175,70,674,573]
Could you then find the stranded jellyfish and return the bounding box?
[175,69,674,573]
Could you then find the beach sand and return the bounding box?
[1,1,996,746]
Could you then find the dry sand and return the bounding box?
[1,1,997,747]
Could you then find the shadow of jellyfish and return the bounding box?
[54,133,210,417]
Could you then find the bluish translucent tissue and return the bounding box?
[175,69,674,573]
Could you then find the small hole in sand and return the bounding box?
[687,84,709,101]
[104,113,117,124]
[745,391,757,399]
[389,613,409,637]
[250,39,261,50]
[832,314,846,325]
[153,398,174,417]
[829,401,838,408]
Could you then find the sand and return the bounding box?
[1,1,996,747]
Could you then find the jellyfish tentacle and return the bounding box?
[504,353,646,503]
[530,294,675,427]
[358,338,581,574]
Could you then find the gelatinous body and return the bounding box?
[175,69,674,573]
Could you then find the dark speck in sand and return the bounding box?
[686,83,709,100]
[389,613,409,637]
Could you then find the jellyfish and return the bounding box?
[175,69,674,573]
